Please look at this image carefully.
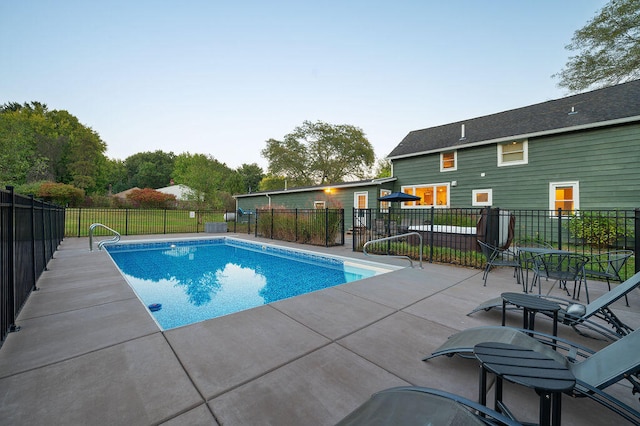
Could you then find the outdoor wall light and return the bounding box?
[451,181,458,187]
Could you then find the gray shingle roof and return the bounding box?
[388,79,640,158]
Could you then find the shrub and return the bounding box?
[565,212,633,248]
[126,188,177,209]
[38,182,85,207]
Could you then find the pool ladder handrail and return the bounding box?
[363,232,423,268]
[89,223,121,251]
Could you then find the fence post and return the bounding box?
[635,209,640,274]
[428,207,435,263]
[77,207,81,237]
[325,208,329,247]
[6,187,17,333]
[557,208,563,250]
[270,209,274,239]
[30,196,38,291]
[163,209,167,234]
[295,209,299,242]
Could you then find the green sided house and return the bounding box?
[236,80,640,227]
[388,79,640,213]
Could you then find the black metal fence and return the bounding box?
[253,208,345,247]
[1,187,65,344]
[65,208,229,237]
[352,207,639,276]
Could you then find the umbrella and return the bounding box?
[377,191,421,202]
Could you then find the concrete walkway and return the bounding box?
[0,233,638,425]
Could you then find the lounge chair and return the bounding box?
[424,326,640,424]
[336,386,521,426]
[468,270,640,340]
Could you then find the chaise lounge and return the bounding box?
[424,326,640,424]
[336,386,521,426]
[468,270,640,340]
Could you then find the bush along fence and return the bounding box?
[253,208,345,247]
[1,186,65,344]
[352,207,639,278]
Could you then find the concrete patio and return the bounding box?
[0,233,638,425]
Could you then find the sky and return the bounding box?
[0,1,607,171]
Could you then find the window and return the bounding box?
[440,151,457,172]
[498,140,528,166]
[379,189,391,212]
[549,182,579,216]
[314,201,326,209]
[401,183,449,208]
[472,189,492,206]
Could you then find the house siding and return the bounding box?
[393,123,640,210]
[237,184,394,230]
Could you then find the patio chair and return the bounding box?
[513,240,553,288]
[529,252,589,300]
[477,240,521,287]
[336,386,521,426]
[468,270,640,339]
[583,250,634,306]
[424,326,640,424]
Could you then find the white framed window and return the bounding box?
[498,140,528,166]
[549,181,579,217]
[400,183,450,208]
[440,151,457,172]
[472,189,492,206]
[379,189,391,212]
[314,201,326,209]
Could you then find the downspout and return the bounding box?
[266,194,271,208]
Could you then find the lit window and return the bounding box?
[440,151,457,171]
[314,201,326,209]
[549,182,579,216]
[401,184,450,208]
[498,140,528,166]
[472,189,492,206]
[379,189,391,212]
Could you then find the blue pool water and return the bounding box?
[106,238,392,330]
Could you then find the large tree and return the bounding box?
[261,120,375,187]
[236,163,264,194]
[172,153,238,209]
[555,0,640,92]
[124,150,176,189]
[0,102,107,193]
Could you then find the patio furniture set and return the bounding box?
[337,243,640,425]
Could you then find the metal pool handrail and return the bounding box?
[89,223,121,251]
[363,232,423,268]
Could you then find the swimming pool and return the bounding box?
[106,237,396,330]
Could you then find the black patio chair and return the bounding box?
[530,252,589,300]
[583,250,634,306]
[477,240,521,287]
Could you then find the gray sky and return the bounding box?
[1,0,606,170]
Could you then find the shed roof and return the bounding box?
[388,79,640,159]
[235,177,396,198]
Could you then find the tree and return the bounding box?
[0,102,108,194]
[172,153,236,209]
[124,151,176,189]
[374,158,391,178]
[236,163,264,194]
[261,120,375,187]
[258,174,287,191]
[554,0,640,92]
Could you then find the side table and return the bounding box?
[474,342,575,426]
[502,292,561,339]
